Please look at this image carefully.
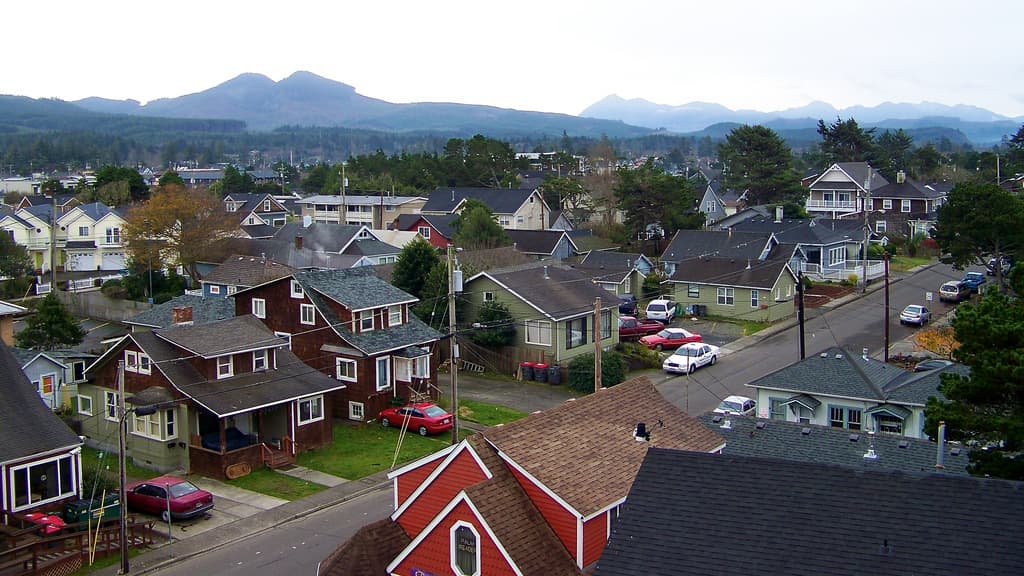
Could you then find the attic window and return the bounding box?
[451,522,479,576]
[290,280,304,299]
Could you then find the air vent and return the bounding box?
[950,448,962,456]
[755,421,767,430]
[898,440,909,449]
[711,415,722,423]
[849,434,860,442]
[801,427,811,435]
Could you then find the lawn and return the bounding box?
[739,320,772,336]
[297,422,457,479]
[889,255,933,272]
[457,399,527,427]
[226,468,326,501]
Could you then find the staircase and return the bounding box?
[262,441,295,469]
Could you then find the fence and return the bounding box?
[67,274,124,292]
[801,260,885,282]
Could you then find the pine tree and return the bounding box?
[15,293,86,350]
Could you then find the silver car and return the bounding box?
[899,305,931,326]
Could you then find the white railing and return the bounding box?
[35,282,51,295]
[806,200,857,210]
[68,274,124,291]
[801,260,885,282]
[185,288,203,296]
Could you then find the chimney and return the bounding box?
[863,431,878,460]
[774,205,783,223]
[897,170,906,184]
[633,422,650,442]
[543,265,549,280]
[295,235,304,250]
[745,259,751,270]
[171,306,193,325]
[451,189,455,202]
[720,418,732,429]
[936,421,946,469]
[862,347,869,361]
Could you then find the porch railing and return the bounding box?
[806,199,857,210]
[801,260,885,282]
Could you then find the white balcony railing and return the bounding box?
[801,260,885,282]
[806,200,857,211]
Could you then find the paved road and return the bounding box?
[654,263,970,416]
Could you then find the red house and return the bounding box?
[318,377,725,575]
[395,213,457,249]
[232,267,443,421]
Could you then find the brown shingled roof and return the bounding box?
[317,518,411,576]
[482,376,724,516]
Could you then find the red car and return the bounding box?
[126,475,214,522]
[379,402,453,436]
[639,327,702,351]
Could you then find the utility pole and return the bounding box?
[593,297,602,393]
[862,167,872,294]
[50,194,57,289]
[117,361,128,575]
[448,245,460,445]
[797,270,806,360]
[883,254,890,362]
[340,163,347,225]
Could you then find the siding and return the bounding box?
[395,457,447,508]
[395,450,490,536]
[582,511,610,567]
[507,465,577,563]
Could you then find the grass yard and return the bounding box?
[297,422,457,479]
[738,320,772,336]
[457,399,527,427]
[889,255,933,272]
[226,467,326,500]
[81,447,152,483]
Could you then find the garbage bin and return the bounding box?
[519,362,535,381]
[675,302,685,318]
[63,494,121,527]
[694,304,706,317]
[548,364,561,385]
[534,362,549,383]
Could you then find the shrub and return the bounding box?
[566,351,626,393]
[615,342,662,369]
[844,274,858,287]
[802,275,814,289]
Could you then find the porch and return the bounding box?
[800,260,885,282]
[187,406,296,480]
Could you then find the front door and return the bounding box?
[39,374,56,409]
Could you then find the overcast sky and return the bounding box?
[6,0,1022,118]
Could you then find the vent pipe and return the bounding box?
[543,265,549,280]
[863,431,878,460]
[936,421,946,469]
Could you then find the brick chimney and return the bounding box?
[171,306,193,325]
[295,235,304,250]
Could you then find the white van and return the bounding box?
[645,298,676,324]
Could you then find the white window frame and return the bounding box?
[227,285,237,295]
[375,356,392,391]
[125,350,139,372]
[78,225,89,237]
[417,226,431,239]
[217,356,233,379]
[498,216,511,227]
[359,310,374,332]
[388,305,402,327]
[524,320,552,346]
[105,391,119,421]
[828,246,846,266]
[516,215,524,225]
[77,394,93,416]
[901,199,912,213]
[72,361,86,382]
[336,357,357,382]
[348,401,365,421]
[132,409,178,440]
[290,280,304,298]
[412,355,430,379]
[623,276,632,292]
[9,453,78,512]
[450,521,481,576]
[138,353,151,375]
[717,287,735,306]
[297,395,324,426]
[751,289,759,308]
[252,298,266,319]
[253,349,268,371]
[105,227,121,244]
[482,291,494,302]
[300,303,316,325]
[275,331,292,350]
[882,199,893,210]
[208,284,221,295]
[600,309,612,340]
[263,199,271,211]
[688,284,700,298]
[876,220,887,233]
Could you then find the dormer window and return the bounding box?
[359,310,374,332]
[290,280,304,298]
[253,349,267,371]
[217,356,233,379]
[388,305,402,327]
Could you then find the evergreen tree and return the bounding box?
[817,117,876,165]
[15,293,86,350]
[391,238,440,300]
[468,300,515,347]
[452,200,511,250]
[717,125,801,206]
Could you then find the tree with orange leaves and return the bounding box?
[912,325,959,359]
[122,184,237,283]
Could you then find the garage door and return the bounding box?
[100,252,126,271]
[67,252,93,271]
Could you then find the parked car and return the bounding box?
[639,327,702,351]
[961,272,986,293]
[939,281,970,303]
[618,315,664,340]
[899,305,931,326]
[379,402,453,436]
[986,256,1012,276]
[714,395,756,416]
[645,298,676,324]
[662,342,720,374]
[126,476,214,522]
[618,294,638,316]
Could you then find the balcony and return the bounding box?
[806,199,857,212]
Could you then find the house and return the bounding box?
[395,213,458,248]
[199,254,297,298]
[14,193,78,214]
[0,204,58,273]
[697,413,970,476]
[1,343,83,516]
[224,192,289,228]
[207,237,376,270]
[55,202,129,271]
[421,187,549,231]
[319,377,726,575]
[232,267,442,421]
[0,299,28,345]
[368,229,422,251]
[595,448,1024,576]
[271,222,402,264]
[806,161,887,219]
[573,250,654,298]
[11,348,96,411]
[660,227,782,278]
[123,295,235,332]
[176,168,224,187]
[697,179,747,225]
[461,263,620,365]
[867,170,948,238]
[80,315,344,477]
[297,194,426,228]
[547,209,575,231]
[746,347,964,439]
[506,229,578,260]
[708,204,773,230]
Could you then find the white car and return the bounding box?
[714,395,756,416]
[663,342,720,374]
[645,298,676,324]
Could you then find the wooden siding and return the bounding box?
[507,465,577,563]
[395,450,490,536]
[395,457,447,508]
[582,511,609,567]
[391,500,518,576]
[292,401,333,451]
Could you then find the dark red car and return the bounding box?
[379,402,453,436]
[638,327,703,351]
[126,475,214,522]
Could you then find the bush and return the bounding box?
[844,274,858,287]
[566,351,626,394]
[802,275,814,289]
[615,342,662,369]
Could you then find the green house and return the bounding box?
[665,253,798,323]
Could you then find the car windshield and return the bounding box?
[718,401,741,412]
[676,348,697,357]
[941,283,958,291]
[905,306,921,313]
[168,481,200,499]
[423,406,448,417]
[656,330,673,338]
[648,304,665,311]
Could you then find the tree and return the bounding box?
[0,231,32,279]
[391,238,440,300]
[817,117,876,165]
[94,165,148,201]
[122,184,237,283]
[221,165,254,194]
[468,300,516,347]
[910,144,943,180]
[913,325,959,359]
[566,351,626,393]
[931,182,1024,290]
[158,170,185,187]
[615,160,701,254]
[924,289,1024,479]
[15,293,86,350]
[583,136,619,227]
[717,125,801,206]
[539,176,591,223]
[872,129,914,180]
[452,200,511,251]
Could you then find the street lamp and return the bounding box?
[116,360,156,575]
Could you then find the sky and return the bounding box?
[5,0,1023,118]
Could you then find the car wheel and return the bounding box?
[381,417,390,428]
[161,510,170,523]
[418,426,429,437]
[655,343,663,351]
[710,355,717,365]
[687,364,695,374]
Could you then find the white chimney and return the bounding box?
[774,205,783,223]
[863,431,878,460]
[543,265,549,280]
[936,421,946,469]
[302,215,312,228]
[720,419,732,429]
[897,170,906,184]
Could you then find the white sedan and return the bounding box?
[663,342,720,374]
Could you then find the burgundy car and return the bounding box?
[126,475,214,522]
[639,327,703,351]
[379,402,453,436]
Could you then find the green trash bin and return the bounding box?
[63,494,121,526]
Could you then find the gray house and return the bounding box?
[506,229,578,260]
[11,348,97,411]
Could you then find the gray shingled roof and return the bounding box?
[872,179,945,200]
[731,216,865,246]
[208,237,367,269]
[396,213,458,239]
[201,254,296,288]
[667,254,794,289]
[506,229,571,255]
[422,187,537,215]
[295,267,416,312]
[344,239,400,257]
[578,250,646,271]
[272,222,366,253]
[472,263,614,321]
[155,315,282,357]
[124,295,235,329]
[0,343,81,463]
[329,316,441,357]
[697,414,969,476]
[662,229,772,263]
[596,448,1024,576]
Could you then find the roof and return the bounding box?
[343,239,400,257]
[272,222,367,253]
[239,224,278,239]
[506,229,574,255]
[697,414,970,476]
[11,347,96,368]
[297,194,424,207]
[482,376,724,517]
[68,202,122,222]
[661,229,772,263]
[667,253,795,290]
[395,213,458,239]
[596,449,1024,576]
[578,250,647,272]
[317,519,412,576]
[0,343,81,463]
[201,254,297,288]
[207,237,369,269]
[155,315,279,358]
[422,187,538,215]
[810,162,889,191]
[0,299,28,317]
[731,216,865,246]
[294,267,416,311]
[124,294,235,329]
[871,179,946,200]
[469,264,615,321]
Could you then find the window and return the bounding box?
[348,401,365,421]
[624,276,632,292]
[566,316,587,349]
[828,246,846,266]
[78,225,89,237]
[138,353,151,375]
[451,523,479,576]
[300,303,316,325]
[72,361,86,382]
[125,350,138,372]
[105,227,121,244]
[482,291,494,302]
[769,397,787,420]
[750,290,759,308]
[516,216,524,225]
[252,298,266,319]
[298,395,324,425]
[275,331,292,349]
[797,405,813,424]
[263,199,271,211]
[226,201,238,212]
[600,309,612,339]
[10,453,77,511]
[227,285,237,295]
[132,409,178,440]
[253,349,267,371]
[417,226,431,239]
[498,216,511,227]
[105,391,119,421]
[375,356,391,391]
[247,216,256,225]
[876,414,904,435]
[217,356,233,379]
[385,205,395,212]
[77,394,93,416]
[901,199,912,213]
[412,355,430,378]
[688,284,699,298]
[358,310,373,331]
[705,201,717,212]
[882,199,893,210]
[876,220,887,233]
[388,305,402,327]
[829,406,863,430]
[717,287,735,306]
[525,320,552,346]
[336,358,357,382]
[209,285,221,295]
[291,280,304,298]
